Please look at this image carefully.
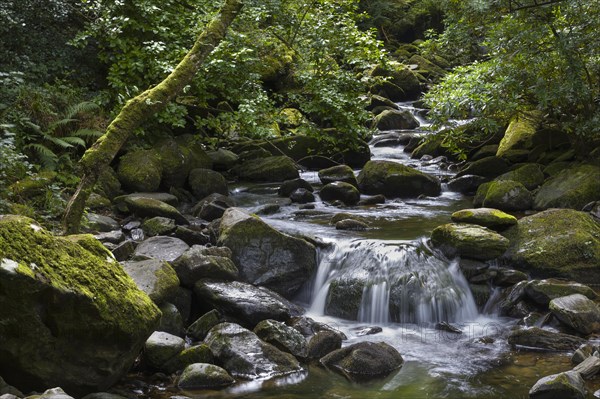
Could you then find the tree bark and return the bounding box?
[63,0,243,233]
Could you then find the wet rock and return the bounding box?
[508,327,585,351]
[525,279,598,306]
[141,217,176,237]
[572,343,597,365]
[494,268,528,286]
[254,319,309,359]
[455,156,510,179]
[573,355,600,379]
[205,323,302,380]
[232,156,299,182]
[529,370,586,399]
[170,287,193,324]
[307,331,343,360]
[173,226,210,246]
[358,194,386,206]
[319,182,360,206]
[117,149,162,192]
[374,109,419,131]
[583,201,600,220]
[0,376,23,397]
[177,363,235,390]
[277,178,314,197]
[218,208,317,296]
[207,148,239,171]
[164,345,214,374]
[116,192,179,207]
[83,213,120,233]
[325,278,364,320]
[502,209,600,283]
[187,309,225,341]
[495,163,545,190]
[192,193,235,221]
[111,239,136,261]
[451,208,517,230]
[173,245,238,287]
[370,62,421,101]
[290,188,315,204]
[94,230,125,245]
[357,160,441,198]
[355,326,383,336]
[329,213,368,225]
[122,259,180,305]
[194,280,303,328]
[549,294,600,335]
[435,322,462,334]
[0,215,160,395]
[320,342,403,382]
[132,236,189,263]
[475,180,533,211]
[318,165,358,187]
[430,223,510,261]
[369,132,414,147]
[534,164,600,211]
[335,219,369,231]
[188,168,228,200]
[29,388,75,399]
[447,175,489,195]
[144,331,185,370]
[121,196,188,225]
[81,393,127,399]
[287,316,347,339]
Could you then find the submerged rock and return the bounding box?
[0,215,160,395]
[430,223,510,261]
[357,160,441,198]
[529,370,586,399]
[549,294,600,335]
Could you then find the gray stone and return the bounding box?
[290,188,315,204]
[318,165,358,187]
[508,327,585,351]
[177,363,234,390]
[188,168,228,200]
[173,245,238,287]
[307,331,342,360]
[83,213,120,233]
[122,259,180,305]
[144,331,185,370]
[525,279,598,306]
[277,178,314,197]
[158,302,184,337]
[187,310,224,341]
[319,182,360,206]
[133,236,189,262]
[549,294,600,335]
[141,217,176,237]
[94,230,125,245]
[529,371,586,399]
[374,109,419,130]
[254,319,308,359]
[207,148,239,171]
[573,355,600,379]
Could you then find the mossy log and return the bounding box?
[63,0,243,233]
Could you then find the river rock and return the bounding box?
[287,316,347,340]
[549,294,600,335]
[508,327,585,351]
[455,156,510,179]
[318,165,358,187]
[277,178,314,197]
[121,196,188,225]
[319,182,360,206]
[374,109,420,131]
[254,319,309,359]
[495,163,545,190]
[205,322,302,380]
[95,165,122,200]
[154,138,195,189]
[502,209,600,283]
[430,223,509,261]
[117,149,162,192]
[192,193,235,221]
[357,160,441,198]
[207,148,239,171]
[163,344,214,374]
[188,168,228,200]
[141,217,176,237]
[121,259,180,305]
[534,164,600,211]
[451,208,517,230]
[81,393,127,399]
[325,277,364,320]
[369,132,414,147]
[497,112,540,158]
[177,363,235,390]
[28,388,74,399]
[173,245,238,287]
[529,370,586,399]
[0,215,160,395]
[307,331,343,360]
[217,208,316,296]
[370,62,421,101]
[232,156,299,182]
[447,175,490,195]
[525,279,598,306]
[358,194,386,206]
[158,302,184,336]
[320,342,403,382]
[290,188,315,204]
[116,192,179,207]
[144,331,186,370]
[194,280,303,328]
[83,213,120,233]
[573,355,600,379]
[133,236,189,262]
[476,180,533,211]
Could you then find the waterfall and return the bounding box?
[309,239,478,325]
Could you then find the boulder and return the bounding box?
[157,302,184,336]
[232,156,299,182]
[450,208,517,230]
[194,280,303,328]
[549,294,600,335]
[174,134,213,171]
[204,322,302,380]
[497,112,541,158]
[529,371,586,399]
[187,309,225,341]
[144,331,185,370]
[573,355,600,379]
[525,279,598,306]
[95,166,122,200]
[120,196,188,225]
[177,363,235,390]
[502,209,600,283]
[172,245,238,287]
[430,223,510,261]
[325,278,364,320]
[141,217,176,237]
[82,213,120,233]
[320,342,403,382]
[254,319,308,359]
[447,175,489,195]
[121,259,180,305]
[217,208,317,296]
[370,62,422,101]
[357,160,441,198]
[307,331,343,360]
[374,109,419,131]
[290,188,315,204]
[117,149,162,192]
[534,164,600,210]
[277,178,314,197]
[318,165,358,187]
[495,163,545,190]
[191,193,235,221]
[476,180,533,211]
[163,344,214,374]
[287,316,347,340]
[154,138,194,189]
[132,236,189,263]
[455,156,510,179]
[319,182,361,206]
[207,148,239,171]
[0,215,160,395]
[115,192,179,207]
[508,327,585,351]
[188,168,228,200]
[369,132,414,147]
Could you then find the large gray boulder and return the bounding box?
[172,245,238,288]
[0,216,160,395]
[374,109,419,131]
[549,294,600,335]
[534,164,600,210]
[217,208,317,296]
[529,371,586,399]
[430,223,510,261]
[133,236,190,263]
[121,259,180,305]
[357,160,441,198]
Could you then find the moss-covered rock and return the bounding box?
[408,54,446,79]
[207,148,239,171]
[232,156,299,182]
[188,168,228,199]
[534,164,600,211]
[318,165,358,187]
[495,163,545,190]
[174,134,213,171]
[502,209,600,283]
[122,196,188,225]
[121,259,180,305]
[496,112,541,158]
[164,344,214,374]
[456,156,510,179]
[549,294,600,335]
[9,171,57,198]
[374,109,419,131]
[0,215,160,395]
[254,319,308,359]
[543,161,572,177]
[307,331,343,360]
[451,208,517,230]
[325,278,365,320]
[143,331,185,370]
[172,245,238,287]
[154,138,192,189]
[525,279,598,306]
[319,182,361,206]
[142,217,176,237]
[187,309,224,341]
[357,160,441,198]
[529,371,586,399]
[335,219,369,231]
[117,149,163,193]
[95,166,122,200]
[431,223,510,261]
[370,62,422,101]
[177,363,234,390]
[479,180,533,211]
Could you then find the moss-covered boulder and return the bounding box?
[121,196,188,225]
[174,134,213,171]
[529,371,586,399]
[177,363,234,390]
[0,215,160,395]
[525,279,598,306]
[408,54,446,79]
[232,156,299,182]
[447,175,490,195]
[307,331,343,360]
[456,156,510,179]
[477,180,533,211]
[117,149,162,193]
[451,208,517,230]
[218,208,316,296]
[430,223,510,261]
[495,163,545,190]
[143,331,185,370]
[121,259,180,305]
[142,217,176,237]
[496,112,541,158]
[163,344,214,374]
[502,209,600,283]
[154,138,193,189]
[357,160,441,198]
[534,164,600,211]
[508,327,585,351]
[549,294,600,335]
[319,182,361,206]
[95,166,122,200]
[374,109,419,131]
[188,168,228,200]
[325,278,365,320]
[318,165,358,187]
[207,148,239,171]
[370,62,422,101]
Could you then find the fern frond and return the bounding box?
[60,136,87,147]
[65,101,100,120]
[24,143,58,159]
[48,118,78,132]
[45,136,74,149]
[72,128,104,138]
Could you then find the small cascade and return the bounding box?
[309,239,478,325]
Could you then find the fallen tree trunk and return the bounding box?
[63,0,243,233]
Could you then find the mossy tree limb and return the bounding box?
[63,0,243,233]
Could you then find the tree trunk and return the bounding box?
[62,0,243,233]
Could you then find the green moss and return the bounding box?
[497,111,542,157]
[95,166,121,200]
[482,180,533,211]
[451,208,517,230]
[357,160,441,198]
[117,149,163,192]
[534,163,600,210]
[495,163,544,190]
[10,171,57,198]
[63,234,115,260]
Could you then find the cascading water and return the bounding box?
[309,238,478,325]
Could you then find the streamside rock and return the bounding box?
[320,342,403,382]
[163,344,214,374]
[502,209,600,283]
[495,163,545,191]
[374,109,420,131]
[450,208,517,230]
[254,319,309,359]
[232,156,299,182]
[144,331,186,370]
[121,259,180,305]
[497,112,541,158]
[0,215,160,395]
[191,193,235,221]
[133,236,190,263]
[173,245,238,288]
[525,279,598,306]
[357,160,441,198]
[534,164,600,211]
[476,180,533,211]
[177,363,235,390]
[194,280,303,328]
[188,168,228,200]
[319,182,361,206]
[117,149,162,192]
[121,196,188,225]
[217,208,317,296]
[529,371,586,399]
[290,188,315,204]
[318,165,358,187]
[277,178,314,197]
[455,156,510,179]
[205,322,302,380]
[307,331,343,360]
[549,294,600,335]
[430,223,510,261]
[508,327,585,351]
